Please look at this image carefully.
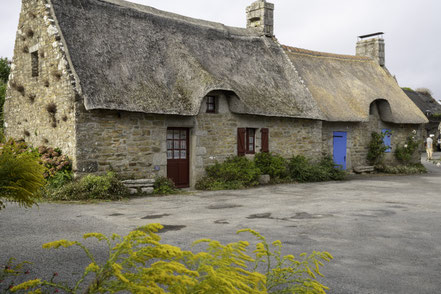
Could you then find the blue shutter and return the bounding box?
[382,129,392,153]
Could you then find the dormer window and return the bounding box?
[31,51,39,77]
[206,96,216,113]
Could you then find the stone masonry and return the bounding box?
[4,0,77,163]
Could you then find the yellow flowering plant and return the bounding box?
[10,224,332,293]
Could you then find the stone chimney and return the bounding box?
[246,0,274,37]
[356,32,385,67]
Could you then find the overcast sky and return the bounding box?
[1,0,440,99]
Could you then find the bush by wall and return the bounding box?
[375,163,427,174]
[394,132,420,164]
[153,176,178,195]
[367,132,388,165]
[254,152,289,182]
[45,172,128,201]
[287,155,346,183]
[196,156,261,190]
[9,224,333,294]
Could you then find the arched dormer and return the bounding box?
[369,99,393,122]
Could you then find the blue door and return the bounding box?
[333,132,347,170]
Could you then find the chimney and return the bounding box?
[246,0,274,37]
[356,32,385,67]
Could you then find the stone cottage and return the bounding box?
[4,0,427,187]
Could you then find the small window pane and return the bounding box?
[167,150,173,159]
[174,141,180,149]
[181,130,187,139]
[167,130,173,139]
[249,144,254,152]
[174,130,180,139]
[174,150,180,159]
[180,150,187,159]
[181,141,186,149]
[167,140,173,150]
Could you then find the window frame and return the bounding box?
[206,96,216,113]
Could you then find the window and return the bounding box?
[206,96,216,113]
[382,129,392,153]
[238,128,267,155]
[31,51,39,77]
[246,128,255,154]
[167,129,188,160]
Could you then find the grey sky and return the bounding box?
[1,0,440,99]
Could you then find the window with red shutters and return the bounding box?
[261,128,269,152]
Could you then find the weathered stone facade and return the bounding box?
[4,0,77,161]
[322,104,422,169]
[73,92,322,186]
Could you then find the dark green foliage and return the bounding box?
[45,172,128,201]
[401,87,414,92]
[253,152,289,181]
[394,134,420,164]
[46,170,73,189]
[367,132,388,165]
[375,163,427,174]
[153,176,177,195]
[0,142,46,209]
[196,156,261,190]
[0,57,10,83]
[287,155,346,183]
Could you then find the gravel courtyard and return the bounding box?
[1,156,440,293]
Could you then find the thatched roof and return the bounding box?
[49,0,323,119]
[283,46,428,124]
[404,89,441,122]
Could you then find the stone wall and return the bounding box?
[4,0,77,161]
[74,92,322,186]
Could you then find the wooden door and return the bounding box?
[167,128,190,188]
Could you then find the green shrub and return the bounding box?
[46,172,128,201]
[367,132,388,165]
[287,155,346,183]
[46,170,73,189]
[153,176,177,195]
[10,224,333,294]
[394,132,420,164]
[196,156,261,190]
[254,152,289,181]
[375,163,427,174]
[0,143,46,209]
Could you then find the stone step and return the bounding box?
[353,166,375,174]
[122,179,155,185]
[124,183,154,188]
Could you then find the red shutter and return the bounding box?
[237,128,246,156]
[261,128,269,153]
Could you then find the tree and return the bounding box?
[0,57,10,83]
